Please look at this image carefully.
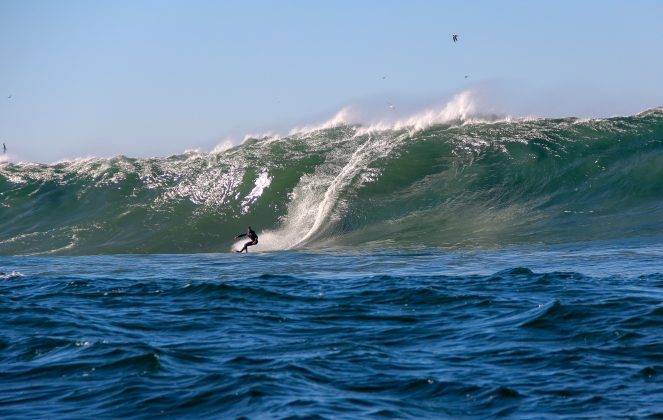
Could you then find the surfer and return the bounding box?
[452,34,458,42]
[235,226,258,253]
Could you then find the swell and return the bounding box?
[1,108,662,255]
[2,262,662,418]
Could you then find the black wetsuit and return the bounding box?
[236,228,258,253]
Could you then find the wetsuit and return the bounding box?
[236,228,258,253]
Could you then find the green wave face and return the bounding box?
[1,109,662,255]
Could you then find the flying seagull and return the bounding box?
[452,34,458,43]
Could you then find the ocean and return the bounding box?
[1,107,662,418]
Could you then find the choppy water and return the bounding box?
[1,244,662,418]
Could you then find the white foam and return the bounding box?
[240,169,272,214]
[289,107,358,135]
[274,90,512,140]
[242,131,281,144]
[52,156,98,165]
[204,89,522,156]
[358,90,478,134]
[211,139,235,154]
[0,271,23,279]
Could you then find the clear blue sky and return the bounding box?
[1,0,662,162]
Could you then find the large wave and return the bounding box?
[1,101,662,255]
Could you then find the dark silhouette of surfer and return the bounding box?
[452,34,458,43]
[235,226,258,253]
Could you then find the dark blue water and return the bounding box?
[1,242,662,418]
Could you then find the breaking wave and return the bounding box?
[1,101,662,255]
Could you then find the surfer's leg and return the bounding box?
[247,239,258,251]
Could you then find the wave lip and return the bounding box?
[358,90,480,134]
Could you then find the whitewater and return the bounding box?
[1,96,662,418]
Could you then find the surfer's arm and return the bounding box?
[235,233,247,239]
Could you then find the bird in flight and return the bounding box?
[452,34,458,43]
